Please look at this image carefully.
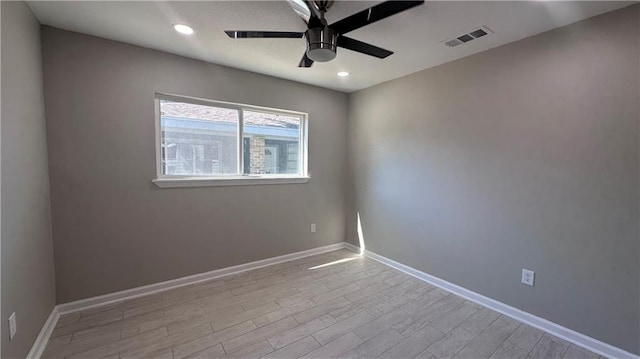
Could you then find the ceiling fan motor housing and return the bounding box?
[305,27,338,62]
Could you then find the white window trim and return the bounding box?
[153,176,310,188]
[154,93,309,188]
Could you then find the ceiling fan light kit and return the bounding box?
[224,0,425,67]
[305,27,338,62]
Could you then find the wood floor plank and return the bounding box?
[54,313,81,328]
[341,329,405,359]
[292,297,352,323]
[380,326,446,358]
[42,330,123,359]
[491,340,531,359]
[456,307,501,336]
[67,326,169,359]
[353,304,419,341]
[526,334,571,359]
[267,314,337,349]
[226,340,274,359]
[71,308,167,342]
[182,343,226,359]
[211,301,281,331]
[122,306,205,338]
[425,326,476,358]
[222,317,298,354]
[171,320,256,359]
[119,324,213,359]
[329,295,386,322]
[505,324,546,353]
[430,302,480,334]
[454,346,488,359]
[300,332,363,359]
[563,344,600,359]
[312,311,375,345]
[275,283,332,308]
[343,281,391,303]
[467,316,521,357]
[263,336,321,359]
[310,283,361,304]
[253,299,316,327]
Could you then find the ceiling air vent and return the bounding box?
[443,26,493,48]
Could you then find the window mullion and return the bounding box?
[300,116,306,176]
[238,108,245,176]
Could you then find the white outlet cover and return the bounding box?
[310,223,316,233]
[8,312,16,340]
[521,269,535,287]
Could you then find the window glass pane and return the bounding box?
[160,100,238,176]
[243,110,301,175]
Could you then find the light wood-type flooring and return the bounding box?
[43,249,604,359]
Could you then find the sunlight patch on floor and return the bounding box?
[308,257,359,270]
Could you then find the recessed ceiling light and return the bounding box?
[173,24,194,35]
[337,71,350,77]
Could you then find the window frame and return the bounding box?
[153,93,309,188]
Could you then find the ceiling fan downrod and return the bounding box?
[310,0,334,14]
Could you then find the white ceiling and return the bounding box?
[27,1,634,93]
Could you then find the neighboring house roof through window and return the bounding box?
[161,101,299,128]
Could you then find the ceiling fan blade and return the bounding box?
[224,31,304,39]
[337,36,393,58]
[298,53,314,67]
[329,1,424,35]
[287,0,311,23]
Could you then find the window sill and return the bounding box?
[152,176,310,188]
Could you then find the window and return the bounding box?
[154,94,308,187]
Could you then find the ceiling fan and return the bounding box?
[224,0,424,67]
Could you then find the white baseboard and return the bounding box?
[57,242,345,315]
[26,306,59,359]
[358,246,639,359]
[343,242,361,253]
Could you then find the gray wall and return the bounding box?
[41,27,349,303]
[347,5,639,354]
[1,2,57,358]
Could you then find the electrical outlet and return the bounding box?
[521,269,535,287]
[8,312,16,340]
[310,223,316,233]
